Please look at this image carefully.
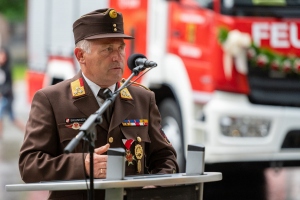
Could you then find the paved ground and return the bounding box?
[0,80,300,200]
[0,80,48,200]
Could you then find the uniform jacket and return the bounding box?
[19,71,178,200]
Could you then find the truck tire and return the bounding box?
[159,99,185,172]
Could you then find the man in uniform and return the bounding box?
[19,8,178,200]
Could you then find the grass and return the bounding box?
[12,63,27,81]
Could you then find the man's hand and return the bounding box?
[85,143,110,179]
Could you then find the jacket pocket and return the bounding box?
[57,123,84,152]
[120,126,151,143]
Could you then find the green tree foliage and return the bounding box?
[0,0,26,21]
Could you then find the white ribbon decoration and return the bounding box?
[222,29,252,79]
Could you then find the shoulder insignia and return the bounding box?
[71,78,86,98]
[121,78,150,90]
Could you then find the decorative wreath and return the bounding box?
[218,27,300,79]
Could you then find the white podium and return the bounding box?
[6,172,222,200]
[8,144,221,199]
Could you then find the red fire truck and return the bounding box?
[109,0,300,171]
[27,0,300,172]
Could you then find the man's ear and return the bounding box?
[74,48,85,64]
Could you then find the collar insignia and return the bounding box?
[120,88,133,100]
[71,78,86,98]
[118,81,133,100]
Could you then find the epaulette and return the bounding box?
[121,78,150,90]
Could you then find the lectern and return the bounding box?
[6,144,222,200]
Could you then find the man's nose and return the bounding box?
[111,49,124,61]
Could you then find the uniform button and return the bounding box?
[114,28,117,32]
[137,136,142,142]
[109,137,113,143]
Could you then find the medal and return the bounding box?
[122,139,135,166]
[135,144,143,173]
[125,150,135,165]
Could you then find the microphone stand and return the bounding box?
[64,65,144,200]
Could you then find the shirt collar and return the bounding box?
[82,73,116,98]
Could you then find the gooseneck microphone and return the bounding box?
[127,53,157,73]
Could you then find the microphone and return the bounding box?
[127,53,157,72]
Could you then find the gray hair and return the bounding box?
[75,40,91,53]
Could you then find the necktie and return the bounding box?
[97,88,108,100]
[97,88,114,122]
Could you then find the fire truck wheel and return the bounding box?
[159,99,185,172]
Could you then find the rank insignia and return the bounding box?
[120,88,133,100]
[71,78,85,98]
[122,119,148,126]
[122,139,135,166]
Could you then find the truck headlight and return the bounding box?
[220,116,271,137]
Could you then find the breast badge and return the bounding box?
[65,118,86,130]
[135,144,143,173]
[65,122,81,130]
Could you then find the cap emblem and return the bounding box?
[109,9,118,18]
